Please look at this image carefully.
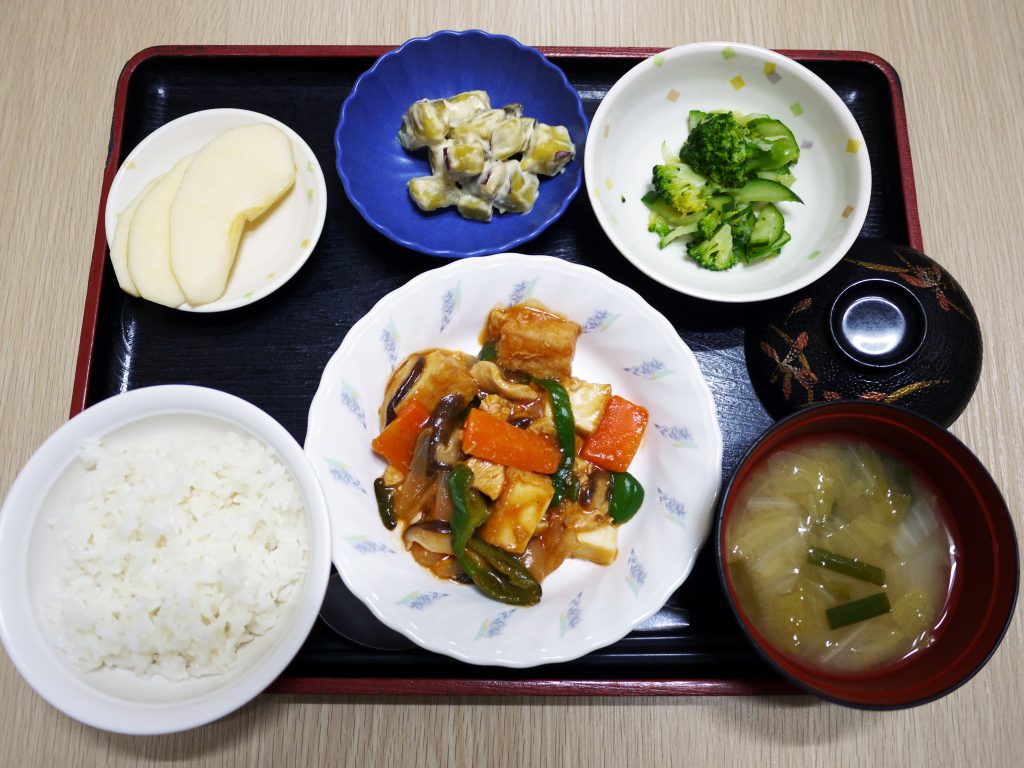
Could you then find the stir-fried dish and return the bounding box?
[371,301,649,606]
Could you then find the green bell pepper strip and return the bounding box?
[825,592,892,630]
[478,339,498,362]
[808,547,886,587]
[448,464,489,556]
[609,471,645,523]
[373,478,397,530]
[462,539,542,606]
[448,464,542,606]
[536,379,580,506]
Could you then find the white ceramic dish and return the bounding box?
[104,108,328,312]
[586,42,871,304]
[0,386,331,735]
[305,253,723,667]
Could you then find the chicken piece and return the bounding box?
[464,457,506,500]
[565,378,612,436]
[471,361,538,401]
[380,349,477,428]
[479,468,554,553]
[478,393,514,422]
[493,302,581,381]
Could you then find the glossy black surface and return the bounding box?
[88,53,911,682]
[830,278,927,367]
[745,242,980,429]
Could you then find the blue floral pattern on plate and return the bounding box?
[475,609,516,639]
[381,319,399,367]
[626,549,647,596]
[559,592,584,637]
[507,278,538,306]
[581,309,620,333]
[655,422,695,448]
[343,535,395,555]
[440,282,461,332]
[624,358,674,379]
[658,487,687,527]
[340,380,367,430]
[324,457,368,495]
[397,591,448,610]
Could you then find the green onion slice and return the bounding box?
[825,593,892,630]
[808,547,886,586]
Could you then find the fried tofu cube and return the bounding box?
[494,302,581,380]
[568,524,618,565]
[479,468,554,553]
[464,457,506,500]
[566,378,612,436]
[381,350,477,427]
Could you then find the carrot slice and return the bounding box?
[580,395,649,472]
[462,408,561,474]
[371,399,431,472]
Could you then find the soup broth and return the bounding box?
[726,437,955,673]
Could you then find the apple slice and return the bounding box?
[169,124,296,305]
[110,175,161,296]
[126,155,194,308]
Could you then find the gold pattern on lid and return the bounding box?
[763,63,776,75]
[790,102,804,117]
[730,76,745,90]
[301,238,310,248]
[808,250,822,260]
[666,88,680,102]
[846,138,861,153]
[307,188,314,199]
[266,272,276,280]
[603,124,610,139]
[722,47,737,60]
[604,177,614,191]
[841,206,854,219]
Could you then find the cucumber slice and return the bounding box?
[732,178,803,204]
[659,223,698,249]
[748,230,791,261]
[750,203,784,246]
[747,117,797,144]
[641,191,702,227]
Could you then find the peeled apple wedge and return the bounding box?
[110,176,161,296]
[126,155,194,308]
[169,124,296,305]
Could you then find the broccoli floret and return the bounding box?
[652,162,710,215]
[680,112,758,189]
[687,223,736,271]
[647,213,673,238]
[727,206,756,260]
[696,208,724,241]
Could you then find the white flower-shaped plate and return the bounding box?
[105,108,327,312]
[305,253,723,667]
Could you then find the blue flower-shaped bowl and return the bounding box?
[335,30,587,258]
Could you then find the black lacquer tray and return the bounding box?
[76,45,921,696]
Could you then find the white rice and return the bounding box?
[45,430,309,681]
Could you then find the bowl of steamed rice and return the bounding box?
[0,385,330,734]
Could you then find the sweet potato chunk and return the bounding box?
[491,302,581,381]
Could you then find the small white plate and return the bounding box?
[305,253,723,667]
[105,109,327,312]
[586,42,871,304]
[0,386,331,734]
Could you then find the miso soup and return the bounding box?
[726,438,955,673]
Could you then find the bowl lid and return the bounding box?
[744,240,982,426]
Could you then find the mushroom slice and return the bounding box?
[403,520,454,555]
[471,360,537,401]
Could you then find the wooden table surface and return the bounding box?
[2,1,1021,765]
